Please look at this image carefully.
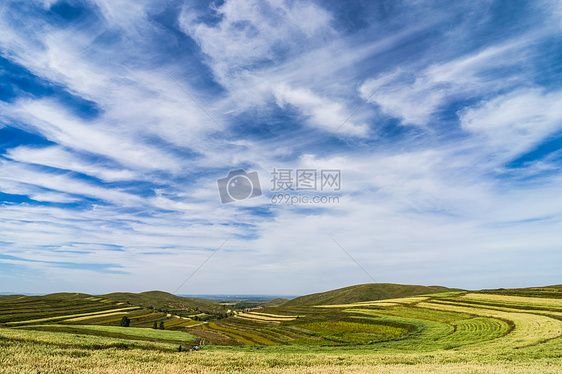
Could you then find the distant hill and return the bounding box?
[102,291,219,312]
[263,298,289,307]
[478,285,562,299]
[284,283,463,306]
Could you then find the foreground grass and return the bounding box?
[2,328,562,373]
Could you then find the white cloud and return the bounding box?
[179,0,334,84]
[7,146,138,182]
[1,0,561,294]
[460,89,562,159]
[0,161,143,206]
[273,84,368,136]
[0,5,234,158]
[0,98,185,173]
[0,178,78,203]
[360,38,537,126]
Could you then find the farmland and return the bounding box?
[1,284,562,372]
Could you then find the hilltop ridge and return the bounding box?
[284,283,463,306]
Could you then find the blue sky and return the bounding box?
[1,0,561,295]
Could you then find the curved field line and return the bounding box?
[244,313,294,320]
[160,318,189,328]
[18,324,196,342]
[458,293,562,310]
[235,313,295,322]
[203,324,257,346]
[247,312,299,318]
[180,321,205,328]
[352,305,473,323]
[436,317,511,347]
[0,326,177,351]
[432,299,562,320]
[345,309,454,350]
[320,302,399,308]
[92,312,163,325]
[234,315,281,323]
[418,301,562,349]
[6,307,141,325]
[206,322,280,346]
[64,311,133,322]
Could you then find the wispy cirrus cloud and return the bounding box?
[6,146,138,182]
[359,36,540,127]
[1,0,562,295]
[273,83,368,137]
[179,0,335,84]
[460,88,562,159]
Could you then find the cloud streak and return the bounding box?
[0,0,561,295]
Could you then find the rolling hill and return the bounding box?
[284,283,463,306]
[478,284,562,298]
[102,291,219,312]
[4,284,562,373]
[263,297,289,307]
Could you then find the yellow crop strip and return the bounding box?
[236,313,296,322]
[460,293,562,309]
[64,311,133,322]
[6,307,141,325]
[91,312,161,324]
[234,315,281,323]
[432,299,562,319]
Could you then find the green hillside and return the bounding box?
[284,283,463,306]
[478,285,562,298]
[263,298,289,307]
[102,291,219,313]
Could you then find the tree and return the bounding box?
[159,321,165,330]
[152,322,158,329]
[120,316,130,327]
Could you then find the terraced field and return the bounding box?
[2,287,562,373]
[236,311,298,322]
[456,293,562,311]
[436,317,511,347]
[178,289,562,352]
[190,306,417,346]
[417,300,562,349]
[0,294,125,324]
[0,293,201,346]
[3,289,562,351]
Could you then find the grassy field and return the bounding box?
[2,327,562,373]
[1,286,562,372]
[16,324,196,344]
